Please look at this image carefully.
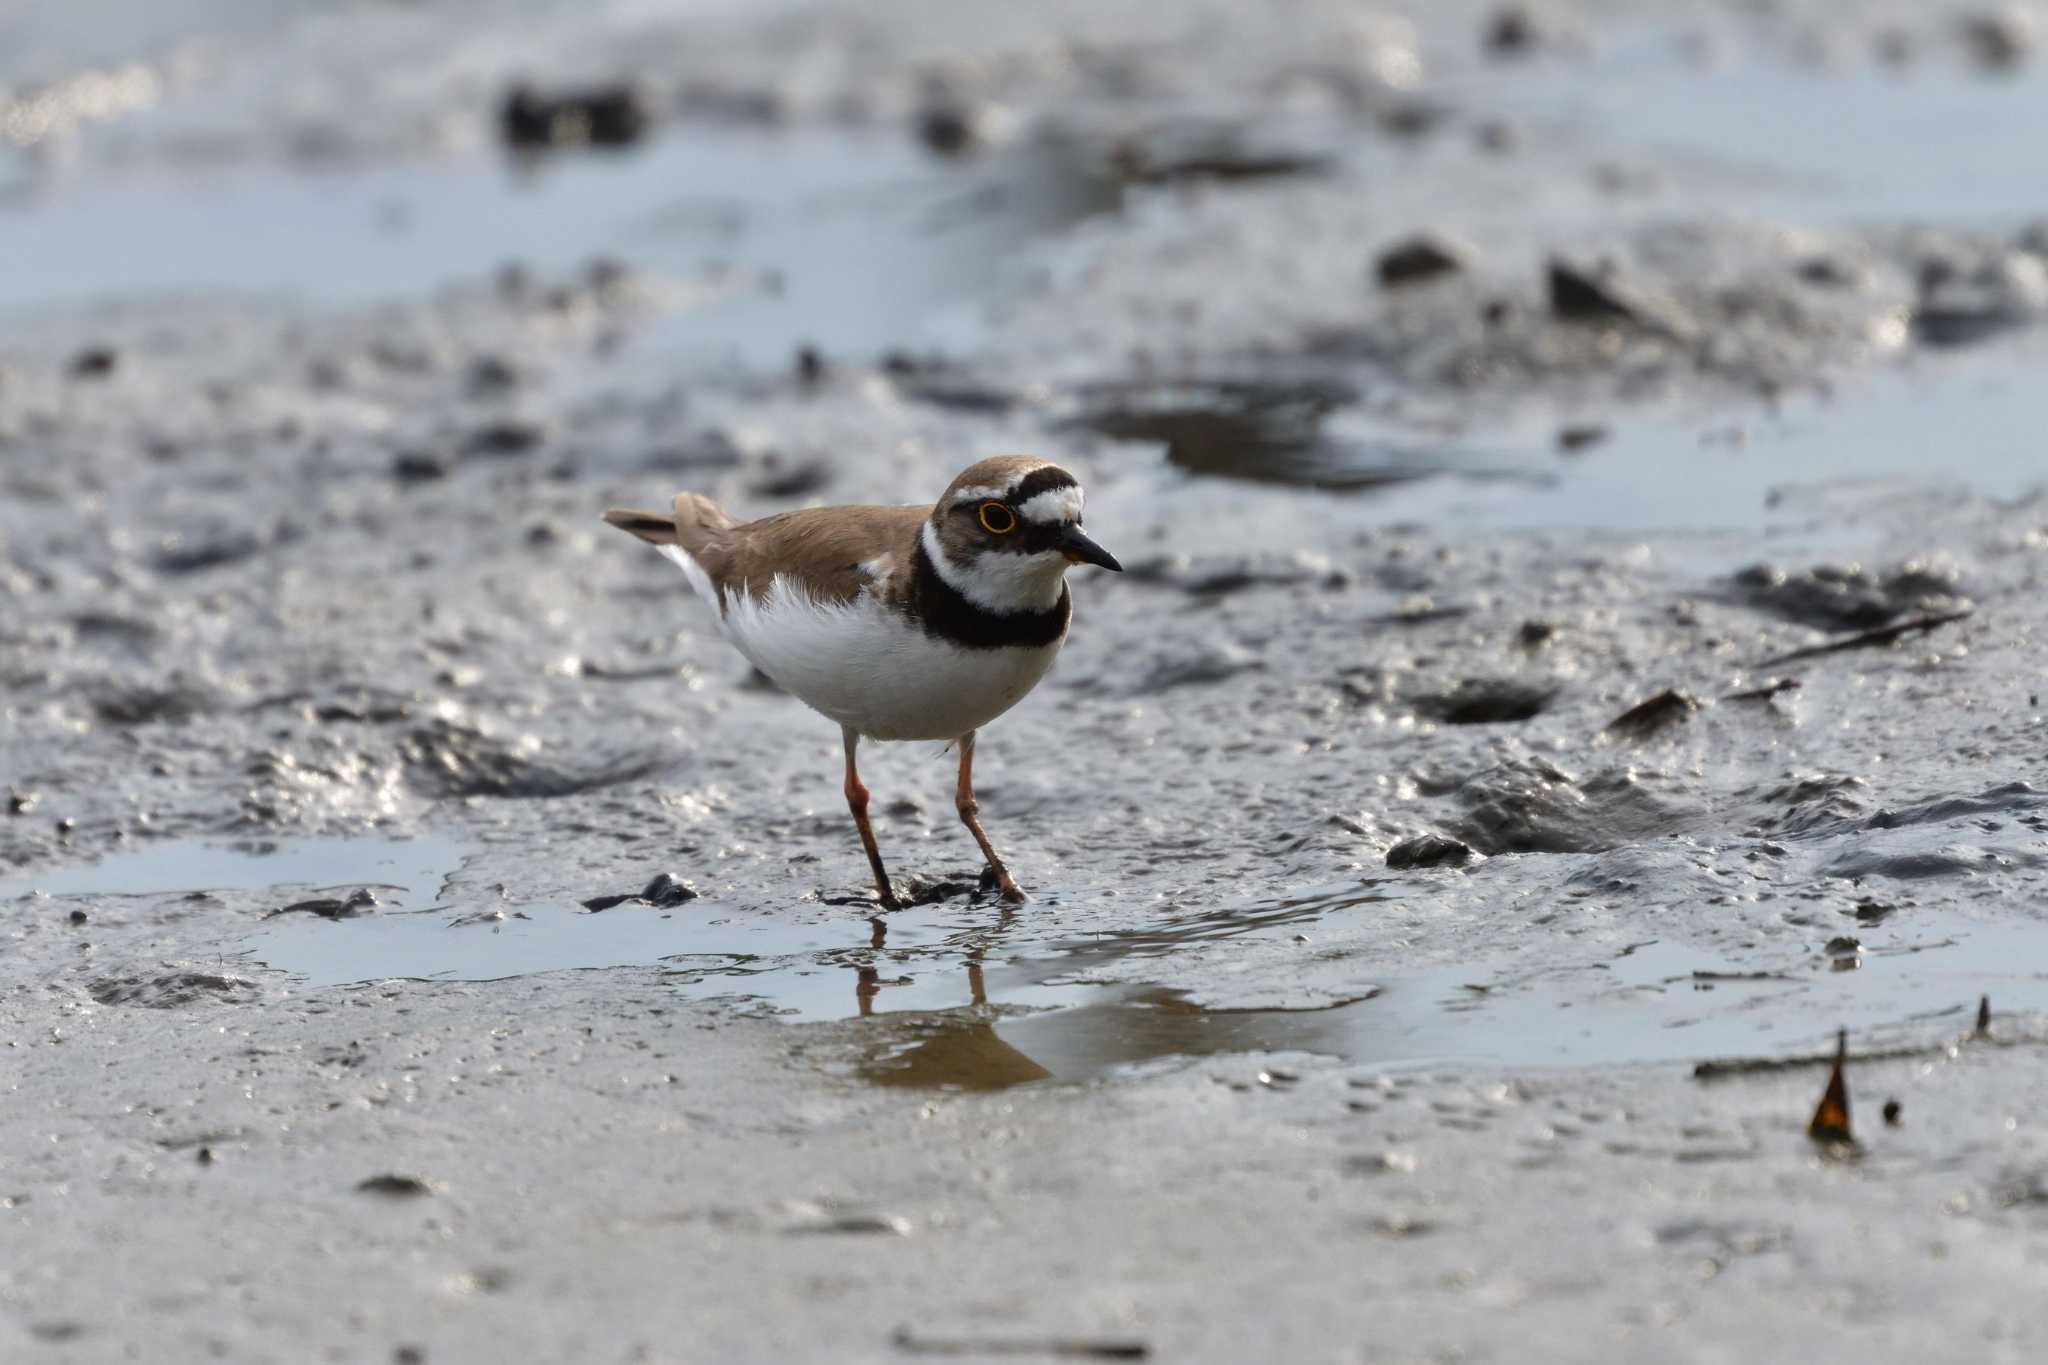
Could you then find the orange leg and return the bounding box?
[842,727,900,910]
[956,730,1026,903]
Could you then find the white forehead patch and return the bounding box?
[1017,485,1083,525]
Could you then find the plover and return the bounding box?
[604,456,1120,908]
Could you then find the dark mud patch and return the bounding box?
[1384,834,1476,871]
[264,889,380,920]
[89,680,223,726]
[399,721,666,800]
[1410,678,1557,726]
[1603,689,1700,741]
[582,873,699,911]
[149,529,271,578]
[1433,758,1695,854]
[1822,840,2044,883]
[1065,379,1443,490]
[1864,782,2048,833]
[1753,778,2047,844]
[90,971,259,1008]
[1122,550,1350,597]
[1715,561,1970,631]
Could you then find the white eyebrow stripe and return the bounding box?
[1017,486,1083,524]
[949,485,1010,503]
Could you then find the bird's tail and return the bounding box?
[603,493,737,614]
[601,492,736,552]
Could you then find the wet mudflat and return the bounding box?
[8,1,2048,1361]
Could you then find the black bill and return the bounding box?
[1057,525,1122,572]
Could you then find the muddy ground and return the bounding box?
[6,1,2048,1360]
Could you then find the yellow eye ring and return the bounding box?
[978,501,1017,534]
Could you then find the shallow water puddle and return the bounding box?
[0,835,463,903]
[1472,49,2048,226]
[1370,343,2048,533]
[20,836,2048,1088]
[0,124,1107,365]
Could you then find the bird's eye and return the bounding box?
[978,502,1016,534]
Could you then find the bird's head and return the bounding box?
[921,457,1121,613]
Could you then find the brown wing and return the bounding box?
[690,503,933,608]
[607,492,930,608]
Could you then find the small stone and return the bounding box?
[68,347,117,379]
[196,1146,214,1166]
[1548,258,1640,323]
[1376,236,1467,288]
[67,909,87,925]
[6,790,35,814]
[639,873,698,907]
[1796,256,1858,288]
[1603,689,1700,741]
[391,451,448,484]
[466,355,519,395]
[795,344,826,385]
[789,1213,911,1236]
[1386,833,1476,870]
[465,420,546,457]
[1485,6,1540,57]
[357,1174,433,1198]
[1881,1099,1903,1126]
[500,83,649,151]
[1961,10,2033,69]
[1345,1150,1419,1175]
[916,104,979,156]
[1556,423,1609,452]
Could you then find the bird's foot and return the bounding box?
[979,864,1028,904]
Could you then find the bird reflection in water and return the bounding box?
[854,905,1053,1090]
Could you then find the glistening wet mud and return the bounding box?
[12,2,2048,1358]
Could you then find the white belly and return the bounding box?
[667,552,1062,741]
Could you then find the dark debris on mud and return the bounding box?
[582,873,698,912]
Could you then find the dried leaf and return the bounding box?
[1808,1029,1854,1145]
